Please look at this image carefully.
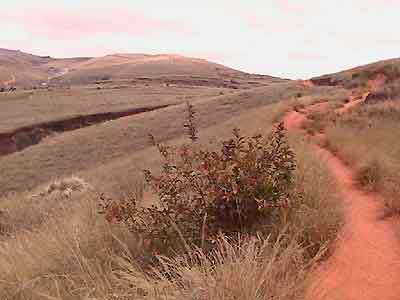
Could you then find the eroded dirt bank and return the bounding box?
[284,101,400,300]
[0,104,172,157]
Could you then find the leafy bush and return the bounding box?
[100,123,296,258]
[355,159,382,191]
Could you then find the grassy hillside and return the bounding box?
[0,81,316,197]
[325,101,400,214]
[0,97,343,300]
[311,57,400,89]
[0,49,279,88]
[2,51,400,299]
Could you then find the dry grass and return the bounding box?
[0,196,121,299]
[287,133,344,257]
[325,100,400,214]
[0,81,345,299]
[0,177,93,237]
[301,104,338,136]
[0,117,343,299]
[0,197,311,300]
[0,81,314,197]
[79,95,309,198]
[115,233,314,300]
[0,83,227,132]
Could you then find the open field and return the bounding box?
[0,80,323,197]
[0,83,230,132]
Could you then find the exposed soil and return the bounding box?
[297,79,315,88]
[0,104,172,157]
[283,101,400,300]
[283,101,329,131]
[336,92,369,114]
[283,110,306,130]
[3,75,16,86]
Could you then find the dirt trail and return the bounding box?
[336,92,369,114]
[283,110,306,130]
[284,103,400,300]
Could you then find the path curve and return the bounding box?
[283,105,400,300]
[336,92,369,114]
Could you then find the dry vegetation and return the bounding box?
[325,100,400,214]
[4,48,400,299]
[0,83,227,132]
[0,81,317,197]
[0,97,344,300]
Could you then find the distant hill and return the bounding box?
[0,49,280,87]
[0,48,52,86]
[311,58,400,89]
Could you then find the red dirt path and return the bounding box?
[283,106,400,300]
[336,92,370,114]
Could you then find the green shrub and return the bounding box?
[100,123,296,259]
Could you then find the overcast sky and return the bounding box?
[1,0,399,78]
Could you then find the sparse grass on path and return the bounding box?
[325,101,400,214]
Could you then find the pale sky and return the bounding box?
[1,0,399,78]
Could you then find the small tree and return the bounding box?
[101,122,296,257]
[183,101,198,142]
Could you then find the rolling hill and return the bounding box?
[0,49,279,88]
[311,57,400,88]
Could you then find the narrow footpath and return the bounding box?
[283,99,400,300]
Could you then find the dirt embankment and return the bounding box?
[0,104,172,157]
[283,100,400,300]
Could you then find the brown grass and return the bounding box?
[115,233,315,300]
[288,133,344,257]
[0,83,226,132]
[325,100,400,214]
[0,81,315,197]
[0,96,344,299]
[0,154,341,299]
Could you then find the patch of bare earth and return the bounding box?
[283,101,400,300]
[336,92,369,114]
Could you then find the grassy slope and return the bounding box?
[325,101,400,213]
[0,49,53,85]
[0,82,314,197]
[0,84,227,132]
[3,53,400,299]
[0,98,343,300]
[49,54,245,85]
[1,49,270,88]
[311,57,400,88]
